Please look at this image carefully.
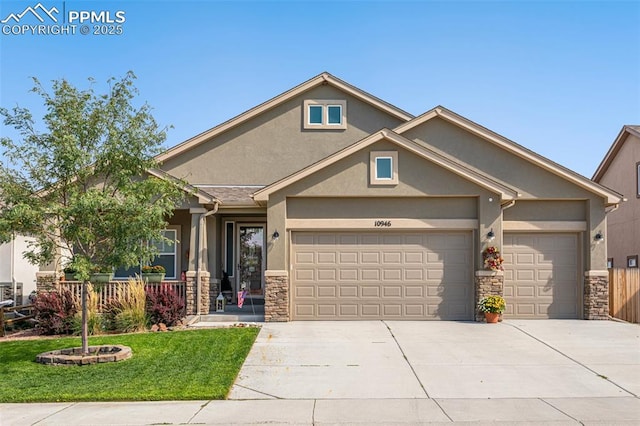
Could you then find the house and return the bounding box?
[37,73,624,321]
[593,125,640,269]
[0,235,38,305]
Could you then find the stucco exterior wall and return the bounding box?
[161,85,405,185]
[0,236,39,303]
[403,118,599,199]
[287,197,477,219]
[503,200,587,221]
[597,133,640,268]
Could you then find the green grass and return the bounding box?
[0,328,260,402]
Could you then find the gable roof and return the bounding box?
[592,125,640,182]
[156,72,414,164]
[394,106,624,205]
[147,168,219,205]
[253,128,520,203]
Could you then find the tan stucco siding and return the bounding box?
[598,133,640,267]
[287,197,477,220]
[403,118,598,199]
[503,201,587,222]
[160,85,404,185]
[283,141,495,198]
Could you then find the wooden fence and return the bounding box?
[57,281,187,312]
[609,268,640,323]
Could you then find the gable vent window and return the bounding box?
[370,151,398,185]
[303,100,347,129]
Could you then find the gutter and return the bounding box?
[196,202,219,315]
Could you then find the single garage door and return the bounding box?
[503,233,580,319]
[291,231,473,320]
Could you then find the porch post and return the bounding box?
[186,208,207,315]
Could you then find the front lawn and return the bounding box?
[0,327,259,402]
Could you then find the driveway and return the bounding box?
[227,320,640,423]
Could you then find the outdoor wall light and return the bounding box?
[272,230,280,241]
[487,229,495,242]
[594,232,604,243]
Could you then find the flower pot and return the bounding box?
[142,273,165,283]
[64,272,77,281]
[484,312,500,323]
[90,273,113,283]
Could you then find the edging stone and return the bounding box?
[36,345,132,366]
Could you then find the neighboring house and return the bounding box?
[593,125,640,269]
[0,235,38,305]
[38,72,624,321]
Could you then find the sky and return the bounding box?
[0,0,639,179]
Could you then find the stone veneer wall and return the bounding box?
[584,273,609,320]
[474,271,504,322]
[265,272,289,322]
[36,272,58,291]
[185,271,211,315]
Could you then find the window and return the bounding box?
[636,162,640,198]
[308,105,323,124]
[376,157,393,180]
[113,227,180,280]
[303,100,347,129]
[607,258,613,269]
[627,255,638,268]
[370,151,398,185]
[225,221,235,277]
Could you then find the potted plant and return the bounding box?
[90,265,114,283]
[63,265,78,281]
[478,295,506,323]
[141,265,166,283]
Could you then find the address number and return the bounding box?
[374,220,392,227]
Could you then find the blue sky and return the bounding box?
[1,0,639,178]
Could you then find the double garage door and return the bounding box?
[291,231,474,320]
[291,231,581,320]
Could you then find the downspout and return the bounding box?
[501,200,516,211]
[605,203,620,215]
[10,238,15,304]
[196,202,219,315]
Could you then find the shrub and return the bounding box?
[72,283,103,335]
[146,286,185,326]
[103,278,148,333]
[33,290,77,335]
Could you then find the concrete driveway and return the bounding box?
[227,319,640,423]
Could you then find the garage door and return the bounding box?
[291,231,473,320]
[503,233,580,319]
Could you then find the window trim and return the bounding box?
[627,255,638,268]
[303,100,347,129]
[370,151,398,185]
[607,258,613,269]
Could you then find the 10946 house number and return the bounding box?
[374,220,392,227]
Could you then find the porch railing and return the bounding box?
[56,281,187,311]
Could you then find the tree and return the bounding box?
[0,72,184,353]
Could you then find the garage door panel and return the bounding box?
[383,252,402,264]
[291,231,473,320]
[504,233,580,319]
[295,286,315,298]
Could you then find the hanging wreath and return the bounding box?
[483,246,504,271]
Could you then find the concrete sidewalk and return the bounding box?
[1,320,639,425]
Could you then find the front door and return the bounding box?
[237,225,265,298]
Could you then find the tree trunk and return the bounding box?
[81,280,88,354]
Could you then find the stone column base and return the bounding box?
[36,272,58,292]
[474,270,504,322]
[265,270,289,322]
[185,271,211,315]
[584,271,609,320]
